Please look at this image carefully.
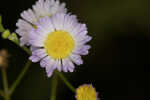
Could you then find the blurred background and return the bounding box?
[0,0,150,100]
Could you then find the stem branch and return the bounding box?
[9,60,31,95]
[55,71,76,93]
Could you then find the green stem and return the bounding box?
[50,73,58,100]
[9,60,32,95]
[1,68,10,100]
[6,36,31,55]
[22,46,31,55]
[0,24,5,32]
[0,17,5,32]
[55,71,76,93]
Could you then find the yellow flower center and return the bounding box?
[44,30,74,59]
[76,85,97,100]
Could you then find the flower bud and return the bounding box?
[2,29,10,39]
[8,33,19,44]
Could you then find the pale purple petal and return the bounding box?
[33,0,67,18]
[62,59,68,72]
[29,55,41,62]
[32,49,47,59]
[67,60,75,72]
[21,9,37,24]
[56,59,62,71]
[70,54,83,65]
[62,58,75,72]
[73,45,91,55]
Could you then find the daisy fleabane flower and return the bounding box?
[29,13,92,77]
[76,84,99,100]
[16,0,67,46]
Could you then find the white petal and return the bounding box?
[40,57,48,68]
[72,24,87,36]
[29,39,44,47]
[16,19,33,35]
[16,28,29,36]
[45,59,57,77]
[20,35,29,46]
[29,55,41,62]
[40,56,51,68]
[70,54,83,65]
[73,45,91,55]
[30,46,39,51]
[21,9,37,24]
[67,59,75,72]
[63,14,78,34]
[32,49,47,59]
[29,29,45,47]
[62,58,75,72]
[55,59,62,71]
[36,16,54,35]
[76,35,92,45]
[33,0,67,18]
[62,59,68,72]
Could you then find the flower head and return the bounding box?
[76,84,99,100]
[16,0,67,46]
[29,13,92,77]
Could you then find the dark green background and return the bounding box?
[0,0,150,100]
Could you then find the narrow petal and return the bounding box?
[72,24,87,36]
[32,49,47,59]
[40,56,51,68]
[73,45,91,55]
[62,58,75,72]
[20,35,29,46]
[29,29,45,47]
[62,59,68,72]
[70,54,83,65]
[67,60,75,72]
[76,35,92,45]
[16,19,32,36]
[29,55,41,62]
[21,9,37,24]
[63,14,78,34]
[45,58,57,77]
[55,59,62,72]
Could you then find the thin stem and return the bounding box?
[55,71,76,93]
[1,68,10,100]
[22,46,31,55]
[9,60,32,95]
[0,24,5,32]
[0,18,5,32]
[50,73,58,100]
[8,39,31,55]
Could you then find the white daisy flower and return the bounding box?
[16,0,67,46]
[29,13,92,77]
